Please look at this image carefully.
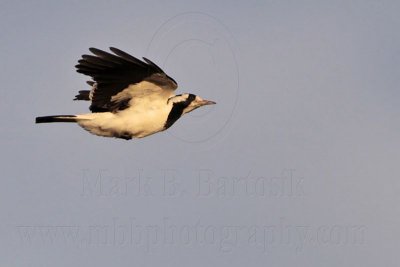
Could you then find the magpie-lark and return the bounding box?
[35,47,216,140]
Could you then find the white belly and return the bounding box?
[76,102,172,139]
[117,104,171,137]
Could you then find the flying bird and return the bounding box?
[35,47,216,140]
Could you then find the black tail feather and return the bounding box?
[35,115,77,123]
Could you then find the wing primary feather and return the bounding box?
[81,55,116,67]
[75,47,178,113]
[89,47,129,65]
[76,61,105,70]
[78,59,106,68]
[142,57,164,73]
[75,65,101,74]
[109,47,148,67]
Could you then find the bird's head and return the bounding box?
[169,93,216,115]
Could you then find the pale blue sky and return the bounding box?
[1,1,400,266]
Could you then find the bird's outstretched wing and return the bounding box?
[75,47,178,112]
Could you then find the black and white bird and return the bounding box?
[35,47,216,140]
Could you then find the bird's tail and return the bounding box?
[35,115,77,123]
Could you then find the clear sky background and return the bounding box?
[1,0,400,266]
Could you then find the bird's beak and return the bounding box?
[200,99,217,106]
